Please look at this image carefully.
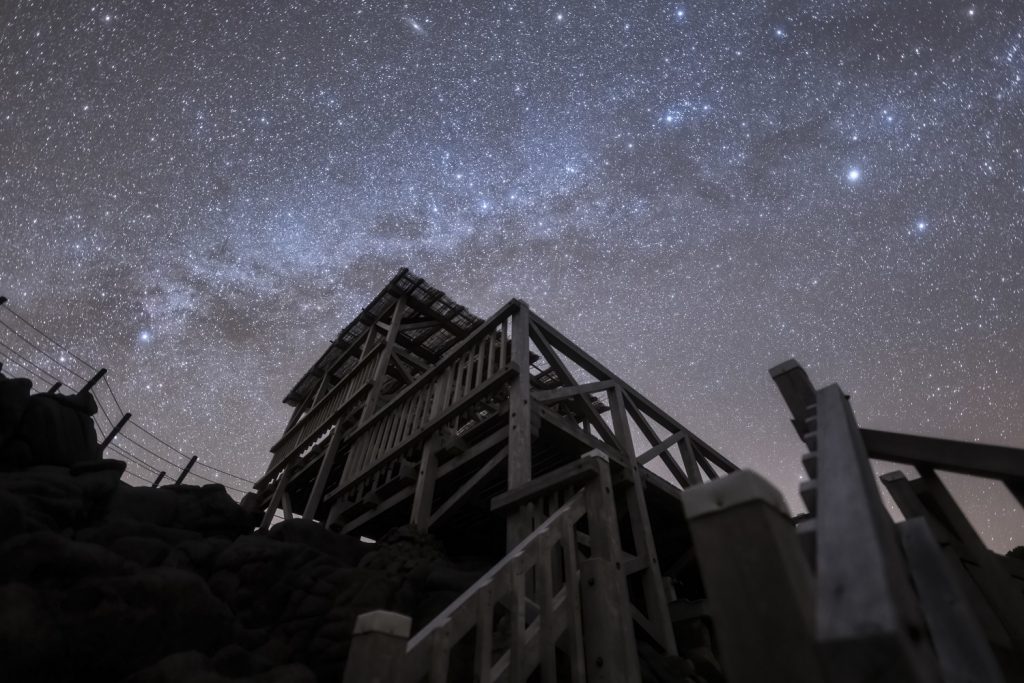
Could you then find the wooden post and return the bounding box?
[173,454,198,485]
[891,468,1024,660]
[410,436,438,530]
[342,610,411,683]
[897,517,1005,683]
[579,452,641,682]
[607,387,677,655]
[580,557,640,683]
[682,470,822,683]
[359,296,407,424]
[98,412,131,451]
[506,301,532,550]
[77,367,107,396]
[812,384,937,683]
[260,462,293,531]
[302,417,344,520]
[151,471,166,487]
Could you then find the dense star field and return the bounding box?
[1,1,1022,547]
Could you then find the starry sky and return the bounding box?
[2,0,1022,548]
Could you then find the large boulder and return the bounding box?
[1,387,101,469]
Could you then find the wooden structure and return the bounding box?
[253,272,1023,682]
[251,269,739,681]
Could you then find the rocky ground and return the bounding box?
[0,374,718,682]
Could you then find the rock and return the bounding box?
[0,376,32,441]
[107,482,257,538]
[266,518,372,566]
[9,392,101,468]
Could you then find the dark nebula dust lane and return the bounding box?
[1,1,1022,547]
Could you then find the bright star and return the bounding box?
[916,220,927,232]
[140,331,151,342]
[846,167,861,182]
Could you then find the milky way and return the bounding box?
[1,1,1022,548]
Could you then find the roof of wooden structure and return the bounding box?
[283,268,482,407]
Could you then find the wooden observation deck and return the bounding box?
[251,270,1024,682]
[250,268,739,679]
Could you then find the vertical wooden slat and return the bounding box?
[537,535,557,683]
[475,581,495,683]
[510,557,527,683]
[428,619,452,683]
[507,303,532,550]
[560,514,586,683]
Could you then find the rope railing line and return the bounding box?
[0,298,257,493]
[0,351,56,389]
[102,376,125,419]
[0,337,62,386]
[126,419,256,484]
[0,301,99,372]
[107,441,161,475]
[0,318,90,383]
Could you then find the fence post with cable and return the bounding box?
[0,295,257,497]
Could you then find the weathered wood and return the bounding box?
[898,517,1005,683]
[911,468,1024,657]
[302,418,344,520]
[769,358,817,440]
[490,457,599,513]
[813,384,936,682]
[863,429,1024,497]
[429,447,507,526]
[343,610,411,683]
[607,387,677,655]
[507,301,532,550]
[580,557,640,683]
[683,470,822,683]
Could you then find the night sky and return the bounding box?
[2,1,1022,548]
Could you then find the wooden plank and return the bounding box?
[529,322,620,449]
[410,438,439,531]
[491,457,600,513]
[863,428,1024,490]
[559,514,586,683]
[608,387,677,655]
[302,418,345,520]
[897,517,1005,683]
[813,384,937,682]
[533,379,618,404]
[529,311,738,472]
[475,581,495,683]
[635,429,689,466]
[430,447,507,526]
[537,536,557,683]
[912,467,1024,656]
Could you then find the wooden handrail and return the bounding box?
[400,492,587,681]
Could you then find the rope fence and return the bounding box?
[0,296,256,497]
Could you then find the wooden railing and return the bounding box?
[402,492,587,682]
[336,302,518,490]
[266,343,383,473]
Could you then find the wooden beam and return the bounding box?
[529,322,621,449]
[533,379,617,404]
[530,311,738,471]
[897,517,1005,683]
[302,417,344,520]
[491,457,600,513]
[863,428,1024,487]
[430,447,507,526]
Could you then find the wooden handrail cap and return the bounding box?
[353,610,412,638]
